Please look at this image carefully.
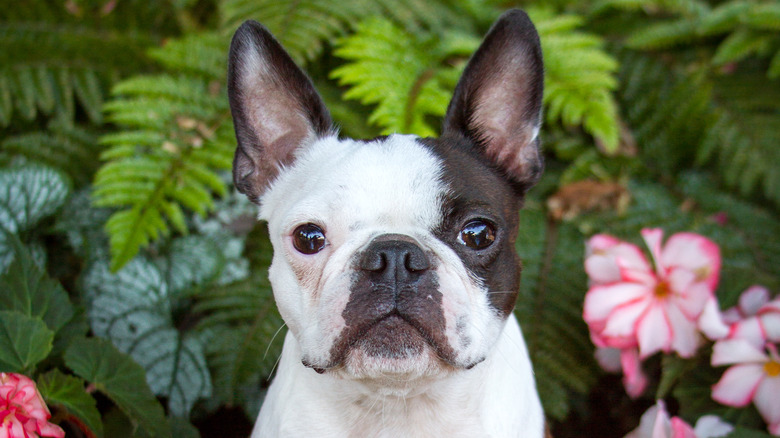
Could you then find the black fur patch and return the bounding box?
[420,136,524,317]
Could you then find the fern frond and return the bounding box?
[0,0,181,126]
[618,50,780,207]
[619,0,780,77]
[220,0,365,64]
[219,0,475,65]
[711,28,774,65]
[530,8,620,152]
[148,33,229,80]
[590,0,709,17]
[0,121,101,186]
[617,51,714,178]
[93,64,234,271]
[331,17,452,137]
[191,225,282,409]
[514,206,600,420]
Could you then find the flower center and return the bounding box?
[766,361,780,377]
[654,281,671,299]
[694,266,711,282]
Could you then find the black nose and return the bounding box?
[359,236,430,282]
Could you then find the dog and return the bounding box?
[227,9,546,438]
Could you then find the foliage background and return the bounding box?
[0,0,778,436]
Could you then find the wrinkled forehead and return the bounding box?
[259,134,447,232]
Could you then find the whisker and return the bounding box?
[263,322,287,361]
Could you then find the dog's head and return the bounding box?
[228,10,543,382]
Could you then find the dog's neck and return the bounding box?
[254,315,544,438]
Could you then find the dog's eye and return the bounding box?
[458,220,496,250]
[292,223,327,254]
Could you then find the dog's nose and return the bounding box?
[359,236,430,282]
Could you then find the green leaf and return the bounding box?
[37,369,103,438]
[194,226,282,409]
[712,29,772,66]
[65,337,171,438]
[626,19,698,49]
[0,235,74,334]
[83,259,212,417]
[656,354,698,399]
[168,416,200,438]
[743,3,780,31]
[513,204,600,420]
[331,16,451,137]
[529,8,620,152]
[155,235,224,297]
[769,50,780,79]
[94,70,234,271]
[0,122,103,187]
[724,427,775,438]
[0,311,54,373]
[219,0,472,65]
[697,1,751,36]
[0,165,71,269]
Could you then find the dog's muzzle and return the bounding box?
[307,234,462,372]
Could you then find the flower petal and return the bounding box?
[637,304,672,358]
[625,401,665,438]
[620,348,648,398]
[660,232,721,291]
[730,317,767,348]
[36,420,65,438]
[670,417,696,438]
[711,364,764,407]
[738,286,771,317]
[603,299,651,339]
[587,234,621,254]
[692,415,734,438]
[712,339,767,366]
[667,303,701,358]
[586,253,622,285]
[699,297,729,341]
[754,374,780,429]
[584,283,650,324]
[668,274,709,320]
[761,312,780,343]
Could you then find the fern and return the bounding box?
[0,121,101,187]
[615,0,780,77]
[331,10,620,149]
[219,0,477,65]
[194,228,285,411]
[514,203,601,420]
[331,17,453,137]
[0,0,188,127]
[530,8,621,152]
[617,50,780,207]
[93,36,234,271]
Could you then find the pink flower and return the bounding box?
[625,400,733,438]
[721,285,770,325]
[0,373,64,438]
[584,228,727,359]
[711,290,780,435]
[725,289,780,348]
[594,347,648,398]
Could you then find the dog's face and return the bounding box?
[228,10,543,382]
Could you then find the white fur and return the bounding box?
[252,315,543,438]
[253,134,544,437]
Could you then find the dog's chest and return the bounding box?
[341,393,490,438]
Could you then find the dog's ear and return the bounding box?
[228,20,332,202]
[442,9,544,193]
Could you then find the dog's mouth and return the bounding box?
[304,308,482,376]
[353,313,428,358]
